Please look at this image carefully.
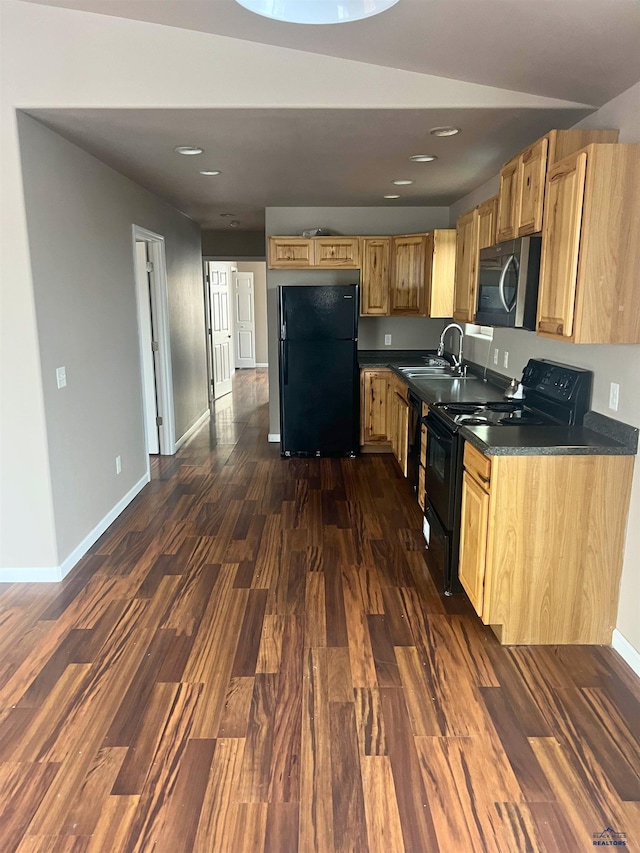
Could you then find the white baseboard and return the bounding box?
[0,472,150,584]
[175,409,210,451]
[255,363,268,367]
[268,433,280,443]
[612,629,640,677]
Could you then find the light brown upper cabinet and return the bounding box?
[313,237,360,268]
[423,230,457,318]
[390,234,427,315]
[360,237,390,315]
[452,208,479,323]
[477,195,498,251]
[496,129,619,242]
[268,236,359,269]
[496,156,520,242]
[389,230,456,317]
[537,143,640,344]
[268,237,314,268]
[452,195,498,324]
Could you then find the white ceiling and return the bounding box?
[19,0,640,231]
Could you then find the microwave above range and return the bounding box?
[475,236,542,330]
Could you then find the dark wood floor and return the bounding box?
[1,367,639,852]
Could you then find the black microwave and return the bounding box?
[475,236,542,330]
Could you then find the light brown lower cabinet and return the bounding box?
[387,373,409,475]
[458,442,634,645]
[360,368,391,448]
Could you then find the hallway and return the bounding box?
[0,368,638,852]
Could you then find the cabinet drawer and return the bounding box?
[464,442,491,486]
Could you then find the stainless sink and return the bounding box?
[399,366,464,379]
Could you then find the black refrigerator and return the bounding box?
[278,284,359,457]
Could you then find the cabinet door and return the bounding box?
[477,196,498,250]
[361,238,390,315]
[396,392,409,476]
[458,471,490,617]
[426,230,456,318]
[268,237,313,268]
[390,235,426,315]
[360,370,390,444]
[314,237,360,268]
[537,151,588,339]
[496,155,520,242]
[388,382,399,461]
[453,209,479,323]
[518,136,548,235]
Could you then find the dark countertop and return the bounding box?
[358,350,637,457]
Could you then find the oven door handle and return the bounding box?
[498,254,519,312]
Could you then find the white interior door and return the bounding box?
[232,271,256,368]
[208,262,233,399]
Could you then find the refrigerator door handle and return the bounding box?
[282,341,289,385]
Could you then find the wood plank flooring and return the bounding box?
[1,367,639,852]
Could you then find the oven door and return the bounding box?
[423,500,452,595]
[424,412,457,529]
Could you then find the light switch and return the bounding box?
[609,382,620,411]
[56,366,67,389]
[384,334,392,346]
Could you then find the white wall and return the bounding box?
[15,113,207,566]
[449,81,640,662]
[265,206,451,433]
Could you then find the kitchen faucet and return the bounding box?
[437,323,465,374]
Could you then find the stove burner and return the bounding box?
[459,416,491,425]
[485,402,519,412]
[443,404,482,415]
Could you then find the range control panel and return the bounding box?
[521,359,593,424]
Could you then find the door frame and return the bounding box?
[132,225,176,455]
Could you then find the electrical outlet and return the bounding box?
[503,351,509,369]
[493,348,499,366]
[115,455,122,475]
[609,382,620,411]
[384,334,392,346]
[56,366,67,389]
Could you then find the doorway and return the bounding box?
[133,225,176,455]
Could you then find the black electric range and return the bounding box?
[422,359,593,595]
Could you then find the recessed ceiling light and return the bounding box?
[429,126,460,137]
[409,155,438,163]
[219,212,237,217]
[174,145,203,155]
[393,179,413,186]
[234,0,399,25]
[384,194,400,199]
[229,220,241,228]
[199,169,221,176]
